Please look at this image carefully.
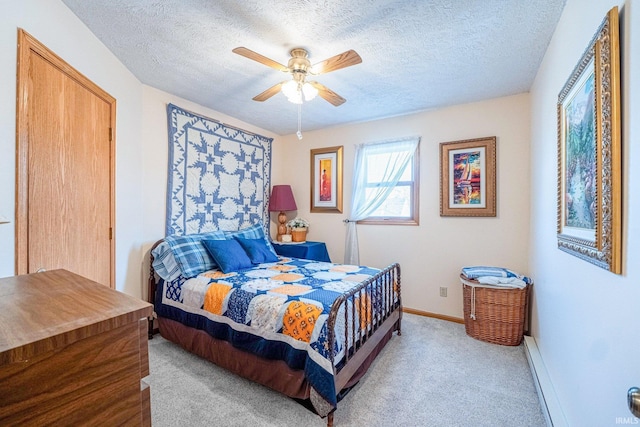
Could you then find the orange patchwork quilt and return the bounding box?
[156,256,390,416]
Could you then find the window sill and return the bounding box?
[357,218,419,226]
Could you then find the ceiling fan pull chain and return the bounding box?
[297,104,303,140]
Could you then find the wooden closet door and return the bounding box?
[16,30,116,287]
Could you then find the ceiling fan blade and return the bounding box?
[311,50,362,75]
[308,81,346,106]
[253,82,285,102]
[232,47,289,72]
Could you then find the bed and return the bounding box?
[147,224,402,426]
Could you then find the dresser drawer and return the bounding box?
[0,270,153,426]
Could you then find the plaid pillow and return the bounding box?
[165,231,226,278]
[151,241,181,281]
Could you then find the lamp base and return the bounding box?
[276,211,287,241]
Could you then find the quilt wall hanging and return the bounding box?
[166,103,272,236]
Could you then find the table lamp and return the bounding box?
[268,185,297,242]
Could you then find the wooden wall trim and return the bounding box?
[402,307,465,324]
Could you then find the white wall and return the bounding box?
[0,0,144,297]
[0,2,278,299]
[529,0,640,424]
[4,1,636,422]
[275,93,532,318]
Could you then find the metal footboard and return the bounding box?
[327,263,402,390]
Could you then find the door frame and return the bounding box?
[15,29,116,287]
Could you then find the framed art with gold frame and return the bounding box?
[556,6,621,274]
[310,146,343,213]
[439,136,496,217]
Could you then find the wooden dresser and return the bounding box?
[0,269,153,426]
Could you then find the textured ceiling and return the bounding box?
[61,0,566,136]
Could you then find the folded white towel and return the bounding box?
[476,276,527,289]
[461,266,532,285]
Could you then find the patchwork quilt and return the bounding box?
[155,256,388,415]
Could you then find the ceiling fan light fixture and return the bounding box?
[233,47,360,107]
[302,82,318,101]
[281,80,318,104]
[286,91,303,104]
[281,80,302,104]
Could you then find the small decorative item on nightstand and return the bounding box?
[290,228,307,242]
[287,217,309,242]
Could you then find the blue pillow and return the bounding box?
[164,231,226,278]
[202,239,254,273]
[235,237,279,264]
[224,224,278,258]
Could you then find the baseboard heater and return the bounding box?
[523,336,568,427]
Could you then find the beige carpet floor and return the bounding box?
[147,313,546,426]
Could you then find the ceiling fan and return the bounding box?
[232,47,362,106]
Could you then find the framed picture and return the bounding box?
[557,7,621,274]
[310,146,343,213]
[440,136,496,217]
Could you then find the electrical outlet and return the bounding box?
[439,287,448,297]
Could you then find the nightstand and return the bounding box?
[272,241,331,262]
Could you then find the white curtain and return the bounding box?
[344,136,419,264]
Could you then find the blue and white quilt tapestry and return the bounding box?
[166,103,272,236]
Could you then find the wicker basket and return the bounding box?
[290,228,307,242]
[460,275,530,346]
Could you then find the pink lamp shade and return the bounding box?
[269,185,297,212]
[269,185,297,242]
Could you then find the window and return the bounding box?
[353,137,420,225]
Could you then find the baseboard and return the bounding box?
[402,307,464,324]
[523,336,568,427]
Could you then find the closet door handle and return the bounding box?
[629,387,640,418]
